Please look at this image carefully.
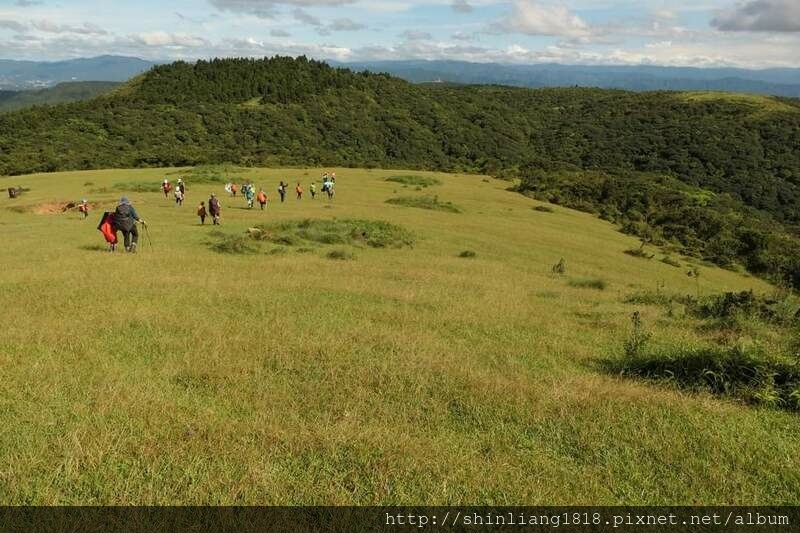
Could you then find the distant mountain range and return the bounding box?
[0,55,154,90]
[2,55,799,97]
[335,60,800,97]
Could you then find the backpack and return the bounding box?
[114,204,135,231]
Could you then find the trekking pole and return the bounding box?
[142,221,154,251]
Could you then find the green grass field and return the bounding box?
[1,167,797,505]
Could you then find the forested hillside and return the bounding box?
[1,56,799,283]
[0,81,120,113]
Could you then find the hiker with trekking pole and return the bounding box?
[113,197,147,253]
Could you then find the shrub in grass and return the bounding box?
[661,255,682,267]
[569,278,607,290]
[83,181,94,187]
[327,249,355,261]
[209,234,258,255]
[251,219,414,249]
[610,342,800,411]
[623,291,675,307]
[685,290,800,326]
[533,205,554,213]
[385,195,461,213]
[624,247,655,260]
[385,175,442,188]
[458,250,477,258]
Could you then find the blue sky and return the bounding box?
[1,1,799,67]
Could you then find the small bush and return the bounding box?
[623,291,675,307]
[458,250,477,258]
[533,205,554,213]
[610,343,800,411]
[247,219,414,250]
[385,175,442,188]
[685,291,799,326]
[623,312,652,357]
[83,181,94,187]
[624,247,655,260]
[209,235,258,255]
[327,249,355,261]
[386,195,461,213]
[661,255,682,267]
[569,278,607,290]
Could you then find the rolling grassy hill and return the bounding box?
[1,57,799,287]
[1,166,797,504]
[0,81,120,113]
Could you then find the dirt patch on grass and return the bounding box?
[11,201,102,215]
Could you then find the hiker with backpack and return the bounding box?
[209,194,221,225]
[245,184,255,209]
[113,197,146,253]
[78,199,89,219]
[257,188,268,210]
[198,201,207,224]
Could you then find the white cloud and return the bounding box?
[499,0,591,38]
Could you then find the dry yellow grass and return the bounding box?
[0,166,796,505]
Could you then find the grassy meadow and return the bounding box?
[0,166,798,505]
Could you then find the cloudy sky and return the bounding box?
[1,0,799,68]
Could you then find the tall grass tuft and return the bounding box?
[569,277,607,290]
[385,175,442,188]
[386,195,461,213]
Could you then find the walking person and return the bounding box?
[257,188,268,210]
[162,179,171,199]
[209,194,221,225]
[296,182,303,200]
[197,201,207,225]
[113,197,146,253]
[178,178,186,196]
[310,182,316,200]
[78,198,90,219]
[278,182,287,203]
[245,184,255,209]
[174,187,184,206]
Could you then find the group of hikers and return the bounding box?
[94,172,339,251]
[162,178,187,206]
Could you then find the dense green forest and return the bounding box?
[1,56,799,283]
